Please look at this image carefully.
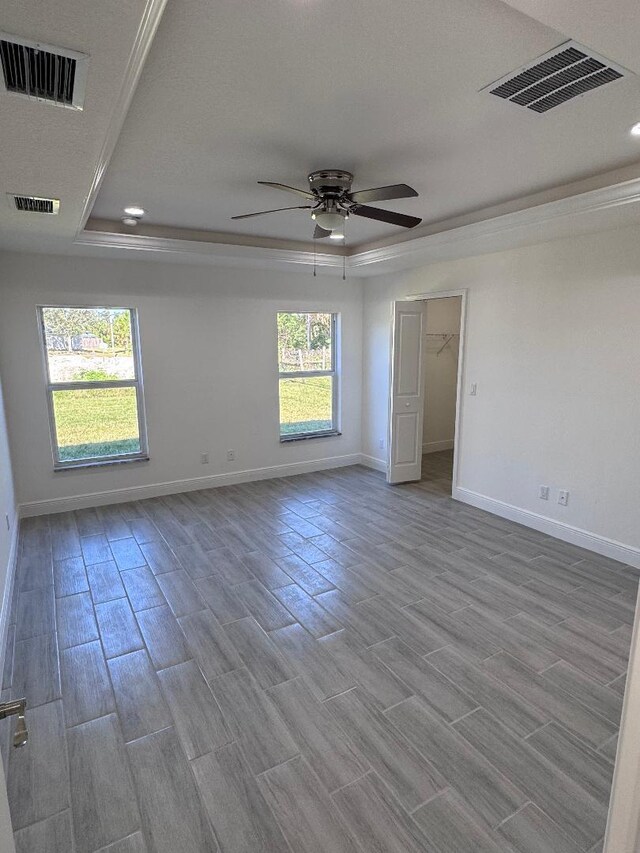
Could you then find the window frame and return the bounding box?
[37,305,149,470]
[277,310,340,442]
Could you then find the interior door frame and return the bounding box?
[387,288,467,493]
[603,584,640,852]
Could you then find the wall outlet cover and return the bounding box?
[539,485,550,500]
[558,490,569,506]
[227,450,236,462]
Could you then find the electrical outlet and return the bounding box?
[539,485,549,501]
[470,383,478,396]
[200,452,209,465]
[558,490,569,506]
[227,450,235,462]
[378,438,385,450]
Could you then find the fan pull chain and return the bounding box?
[313,238,316,277]
[342,217,347,281]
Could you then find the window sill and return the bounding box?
[280,431,342,443]
[54,455,150,472]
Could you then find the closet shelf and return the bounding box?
[425,332,459,356]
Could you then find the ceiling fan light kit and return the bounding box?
[232,168,421,241]
[121,205,145,227]
[312,209,346,231]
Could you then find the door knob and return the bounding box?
[0,698,28,748]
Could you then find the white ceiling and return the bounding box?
[90,0,640,246]
[1,0,640,260]
[0,0,153,254]
[501,0,640,76]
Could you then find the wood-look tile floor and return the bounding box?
[3,451,636,852]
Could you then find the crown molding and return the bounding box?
[75,227,344,270]
[75,171,640,275]
[76,0,169,234]
[350,174,640,270]
[83,217,343,257]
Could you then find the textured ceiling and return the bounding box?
[501,0,640,76]
[90,0,640,247]
[0,0,150,253]
[2,0,640,258]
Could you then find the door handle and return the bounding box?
[0,698,28,748]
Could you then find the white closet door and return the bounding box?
[388,301,424,484]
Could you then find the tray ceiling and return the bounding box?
[90,0,640,247]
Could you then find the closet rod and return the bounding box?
[424,332,459,356]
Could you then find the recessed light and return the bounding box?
[630,123,640,137]
[121,216,139,227]
[124,206,145,217]
[329,233,344,240]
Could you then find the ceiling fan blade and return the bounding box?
[313,224,332,239]
[257,181,314,200]
[231,205,313,220]
[348,183,418,204]
[351,205,422,229]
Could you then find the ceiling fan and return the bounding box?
[231,169,421,239]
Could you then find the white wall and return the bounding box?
[363,225,640,555]
[0,252,362,510]
[2,223,640,562]
[0,369,18,853]
[422,297,461,452]
[0,372,16,593]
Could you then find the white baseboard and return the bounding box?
[19,454,363,517]
[454,486,640,569]
[0,508,20,687]
[422,440,454,454]
[360,454,388,473]
[19,455,638,568]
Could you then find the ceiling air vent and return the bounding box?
[0,32,88,110]
[8,194,60,214]
[482,40,629,113]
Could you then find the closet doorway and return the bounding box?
[387,290,466,488]
[421,295,462,489]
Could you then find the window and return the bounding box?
[38,306,148,468]
[277,311,339,440]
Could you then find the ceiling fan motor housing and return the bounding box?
[308,170,354,199]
